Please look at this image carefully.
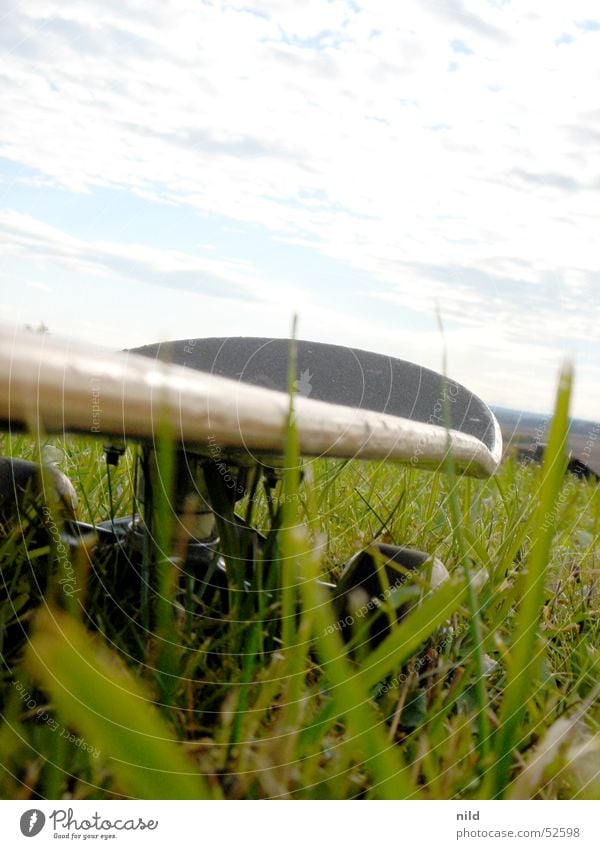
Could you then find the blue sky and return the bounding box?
[1,0,600,418]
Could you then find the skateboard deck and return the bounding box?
[132,337,499,456]
[0,324,502,477]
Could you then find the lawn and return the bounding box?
[0,373,598,800]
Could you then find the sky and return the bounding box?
[1,0,599,419]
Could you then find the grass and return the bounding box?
[0,370,599,800]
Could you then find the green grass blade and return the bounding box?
[152,411,181,703]
[360,574,469,690]
[26,608,212,799]
[300,547,418,799]
[280,325,301,651]
[437,311,491,765]
[489,364,573,797]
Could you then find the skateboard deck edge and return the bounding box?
[0,323,502,477]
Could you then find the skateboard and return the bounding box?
[0,326,502,473]
[0,324,502,650]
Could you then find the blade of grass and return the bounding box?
[151,406,181,703]
[279,330,415,799]
[26,607,212,799]
[360,573,469,690]
[437,309,491,768]
[489,364,572,797]
[300,544,418,799]
[279,321,301,651]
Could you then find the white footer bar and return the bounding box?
[1,800,597,847]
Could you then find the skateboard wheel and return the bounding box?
[333,543,449,650]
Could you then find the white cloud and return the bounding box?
[0,208,281,301]
[1,1,600,417]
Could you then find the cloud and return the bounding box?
[1,1,600,417]
[554,33,574,46]
[421,0,511,43]
[0,209,264,301]
[450,38,474,55]
[575,19,600,31]
[508,169,582,192]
